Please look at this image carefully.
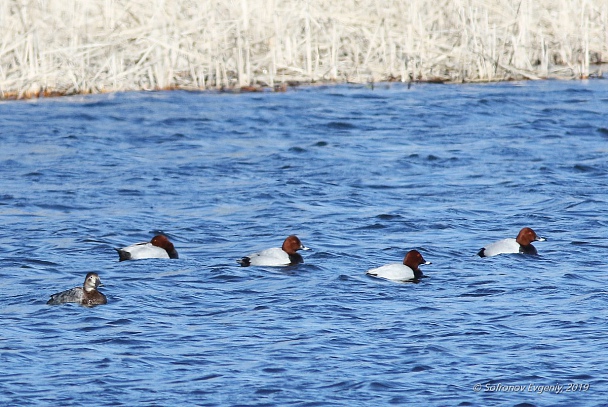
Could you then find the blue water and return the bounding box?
[1,80,607,406]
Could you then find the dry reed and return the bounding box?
[0,0,606,98]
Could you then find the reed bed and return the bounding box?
[0,0,606,98]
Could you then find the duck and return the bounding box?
[237,235,310,267]
[47,272,107,307]
[477,227,546,257]
[115,234,178,261]
[366,250,431,282]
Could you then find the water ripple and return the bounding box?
[0,80,607,405]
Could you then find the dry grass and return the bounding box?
[0,0,606,98]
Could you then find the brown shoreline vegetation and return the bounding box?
[0,0,606,100]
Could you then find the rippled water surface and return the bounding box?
[1,80,607,406]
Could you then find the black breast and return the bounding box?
[519,244,538,255]
[288,253,304,266]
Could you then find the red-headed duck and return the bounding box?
[47,272,107,307]
[477,227,546,257]
[115,234,178,261]
[237,235,310,267]
[366,249,431,282]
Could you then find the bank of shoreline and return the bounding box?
[1,0,606,100]
[2,71,606,101]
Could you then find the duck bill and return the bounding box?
[301,245,311,251]
[536,237,547,242]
